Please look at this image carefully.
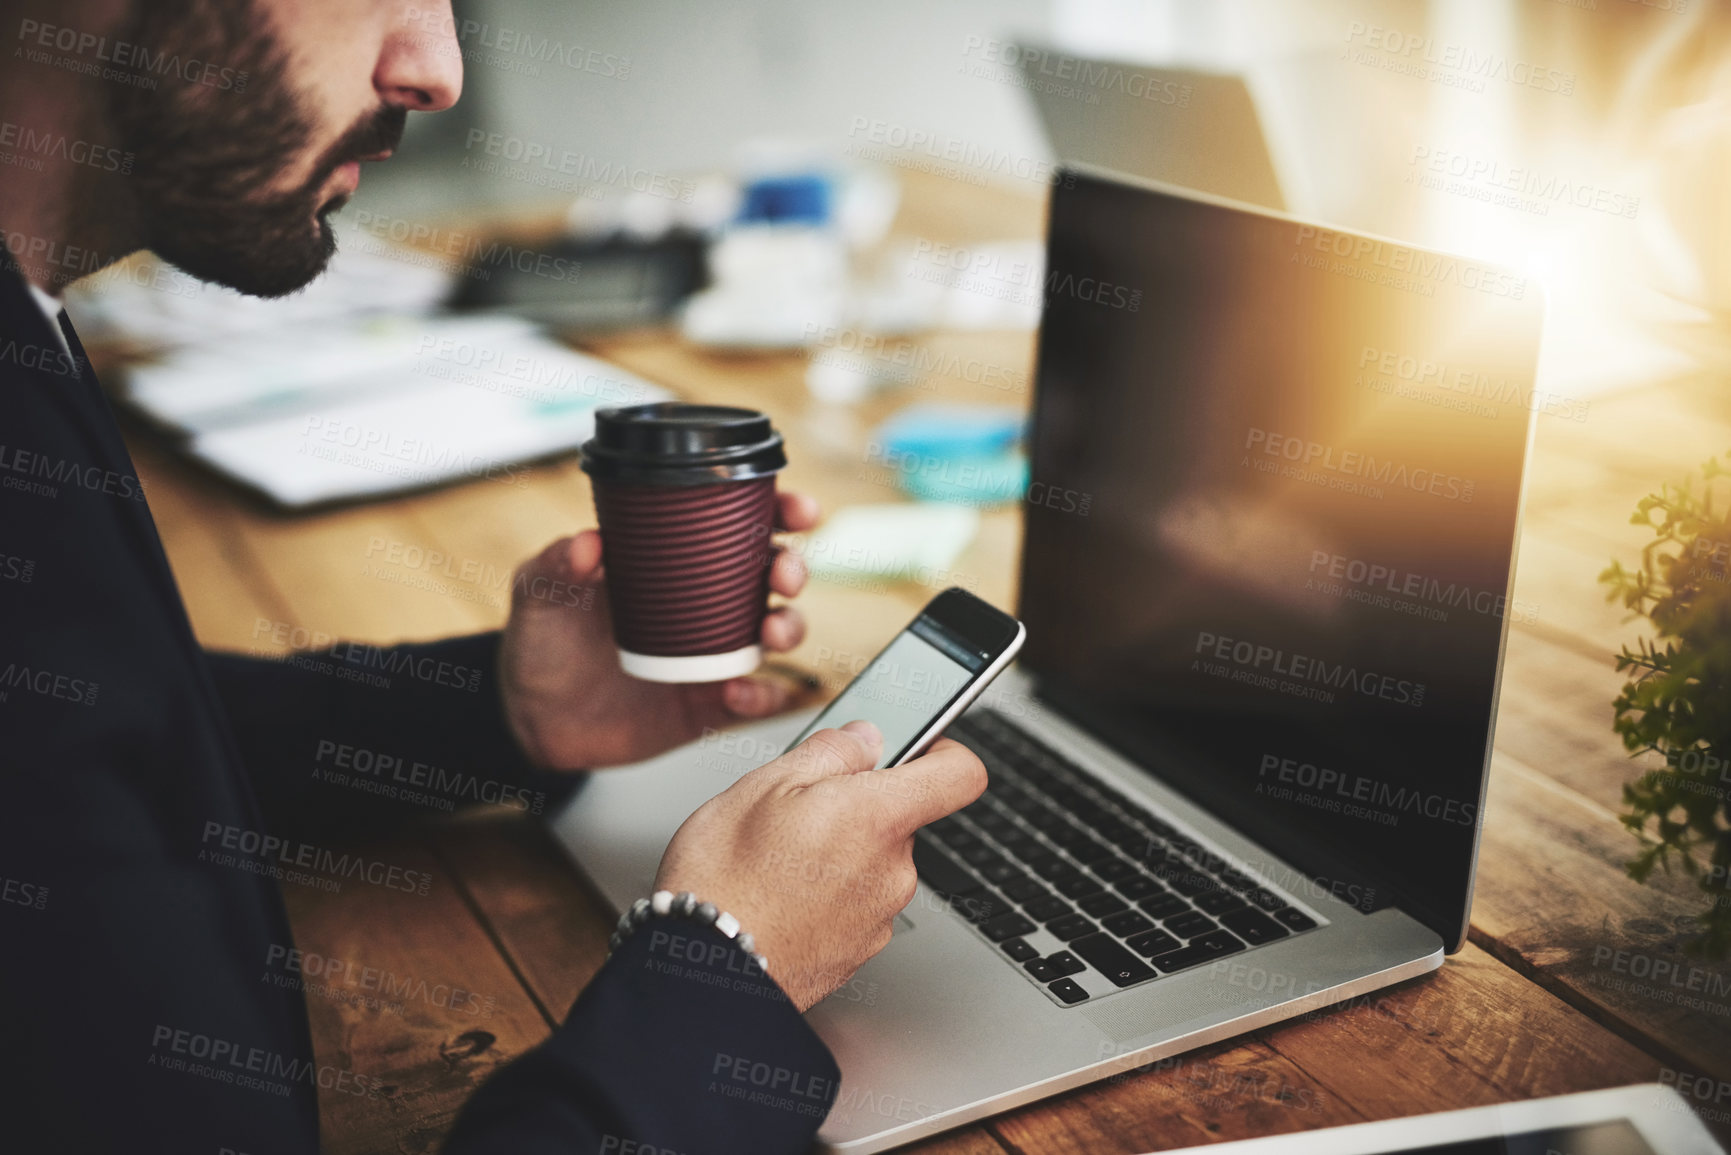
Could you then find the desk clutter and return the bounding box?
[67,155,1040,511]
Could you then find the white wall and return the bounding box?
[376,0,1054,213]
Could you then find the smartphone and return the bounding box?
[787,587,1026,769]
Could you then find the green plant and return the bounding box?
[1600,451,1731,958]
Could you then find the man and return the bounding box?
[0,2,987,1152]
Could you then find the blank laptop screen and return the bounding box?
[1019,168,1544,946]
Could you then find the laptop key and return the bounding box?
[1071,932,1157,987]
[1045,913,1099,941]
[1022,957,1060,981]
[1101,911,1154,937]
[1048,825,1092,850]
[1069,839,1120,866]
[979,861,1026,886]
[1089,857,1137,882]
[1219,908,1289,945]
[1078,892,1128,918]
[1027,853,1072,881]
[1147,929,1247,973]
[1125,928,1181,957]
[1054,873,1105,900]
[1047,977,1090,1004]
[1248,887,1285,912]
[1217,867,1256,890]
[1025,810,1070,835]
[953,891,1010,924]
[1164,871,1217,897]
[1045,950,1085,977]
[934,824,980,849]
[912,838,979,896]
[958,844,1006,870]
[1024,896,1073,921]
[1111,829,1153,855]
[1096,818,1138,844]
[1001,878,1051,904]
[1163,911,1218,939]
[1025,951,1085,982]
[1194,889,1248,916]
[980,911,1038,942]
[1001,937,1040,962]
[1273,906,1318,931]
[1139,893,1190,919]
[1114,875,1164,901]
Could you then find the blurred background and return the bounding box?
[362,0,1730,378]
[79,0,1731,514]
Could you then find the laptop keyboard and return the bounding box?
[916,709,1323,1006]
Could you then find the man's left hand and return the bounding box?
[498,491,820,770]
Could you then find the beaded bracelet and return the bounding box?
[609,889,770,976]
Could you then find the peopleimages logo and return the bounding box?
[1245,427,1475,504]
[0,120,132,173]
[17,19,251,92]
[264,944,497,1018]
[199,821,433,896]
[1258,753,1475,826]
[1292,224,1527,299]
[149,1025,382,1098]
[1358,344,1587,423]
[1194,629,1426,708]
[1341,21,1575,96]
[0,660,99,706]
[1307,550,1531,624]
[803,323,1027,394]
[844,116,1067,187]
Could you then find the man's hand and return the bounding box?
[499,492,821,770]
[653,722,988,1011]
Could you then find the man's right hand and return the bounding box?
[652,721,988,1011]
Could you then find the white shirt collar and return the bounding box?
[25,282,73,359]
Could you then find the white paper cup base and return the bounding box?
[618,644,763,684]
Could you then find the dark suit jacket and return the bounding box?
[0,259,838,1154]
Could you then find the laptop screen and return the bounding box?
[1018,168,1543,948]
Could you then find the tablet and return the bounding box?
[1145,1085,1725,1155]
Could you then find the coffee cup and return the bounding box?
[580,402,787,683]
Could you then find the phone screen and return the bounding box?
[794,617,990,769]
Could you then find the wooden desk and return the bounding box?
[126,176,1731,1153]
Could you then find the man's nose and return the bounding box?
[375,5,463,112]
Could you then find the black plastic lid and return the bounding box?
[580,402,787,486]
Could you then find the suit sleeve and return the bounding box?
[210,635,845,1150]
[444,922,841,1155]
[205,632,583,841]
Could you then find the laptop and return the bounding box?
[553,165,1545,1151]
[1015,44,1286,210]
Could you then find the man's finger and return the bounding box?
[773,724,881,784]
[775,491,820,533]
[769,548,807,598]
[565,530,604,583]
[759,606,805,652]
[722,675,787,718]
[857,738,988,836]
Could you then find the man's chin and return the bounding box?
[153,217,338,300]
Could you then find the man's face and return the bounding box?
[106,0,461,298]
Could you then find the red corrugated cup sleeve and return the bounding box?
[591,476,778,658]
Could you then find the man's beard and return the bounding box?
[104,0,405,298]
